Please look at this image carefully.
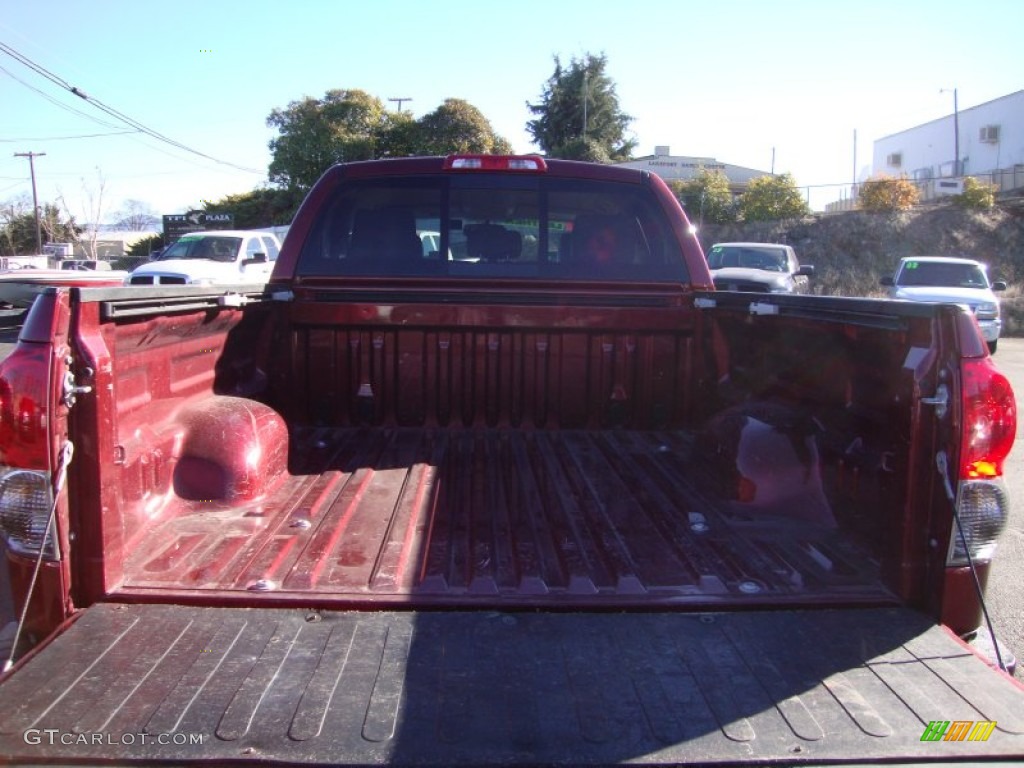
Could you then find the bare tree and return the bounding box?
[114,199,159,231]
[58,168,108,261]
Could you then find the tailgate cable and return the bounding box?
[2,441,74,675]
[936,451,1008,673]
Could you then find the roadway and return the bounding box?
[0,320,1022,670]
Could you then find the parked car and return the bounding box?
[707,241,814,293]
[0,266,129,308]
[881,255,1005,353]
[59,259,116,271]
[126,230,281,286]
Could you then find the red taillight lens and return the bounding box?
[960,357,1017,479]
[443,154,547,172]
[0,344,52,470]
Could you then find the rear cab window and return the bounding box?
[296,174,688,282]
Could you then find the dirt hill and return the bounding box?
[697,203,1024,334]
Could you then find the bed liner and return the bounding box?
[119,427,887,607]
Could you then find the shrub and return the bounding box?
[670,169,736,225]
[737,173,809,222]
[857,175,919,212]
[956,177,997,210]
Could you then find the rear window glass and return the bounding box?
[296,174,687,282]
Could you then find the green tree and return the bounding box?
[267,89,387,190]
[375,110,421,158]
[670,169,736,226]
[125,234,164,258]
[526,53,635,161]
[413,99,513,156]
[857,175,919,212]
[737,173,809,221]
[0,200,80,255]
[202,187,305,229]
[955,177,997,210]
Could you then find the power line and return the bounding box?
[0,41,264,175]
[0,130,139,143]
[0,63,124,130]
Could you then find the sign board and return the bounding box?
[42,243,74,258]
[162,211,234,243]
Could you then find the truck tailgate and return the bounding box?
[1,604,1022,765]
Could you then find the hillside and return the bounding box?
[698,204,1024,334]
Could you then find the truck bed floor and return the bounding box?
[118,428,889,607]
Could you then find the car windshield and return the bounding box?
[159,236,242,263]
[707,245,788,272]
[896,260,988,288]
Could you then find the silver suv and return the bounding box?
[881,256,1006,353]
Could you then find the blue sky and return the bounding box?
[1,0,1021,221]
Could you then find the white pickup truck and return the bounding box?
[706,241,814,294]
[126,230,282,286]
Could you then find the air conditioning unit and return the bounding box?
[934,178,964,196]
[979,125,1000,143]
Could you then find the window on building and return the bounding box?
[886,153,902,168]
[979,125,1000,143]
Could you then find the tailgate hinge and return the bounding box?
[921,383,949,419]
[62,367,93,409]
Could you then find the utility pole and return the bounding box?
[14,151,46,254]
[953,88,960,177]
[940,88,960,176]
[852,129,858,200]
[582,71,589,139]
[388,97,412,113]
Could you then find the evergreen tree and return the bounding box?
[526,53,635,162]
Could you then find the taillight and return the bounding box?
[443,154,547,172]
[960,356,1016,480]
[0,343,58,560]
[0,469,57,558]
[945,356,1016,568]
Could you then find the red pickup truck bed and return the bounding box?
[118,426,887,607]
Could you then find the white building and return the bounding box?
[872,90,1024,196]
[616,146,771,195]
